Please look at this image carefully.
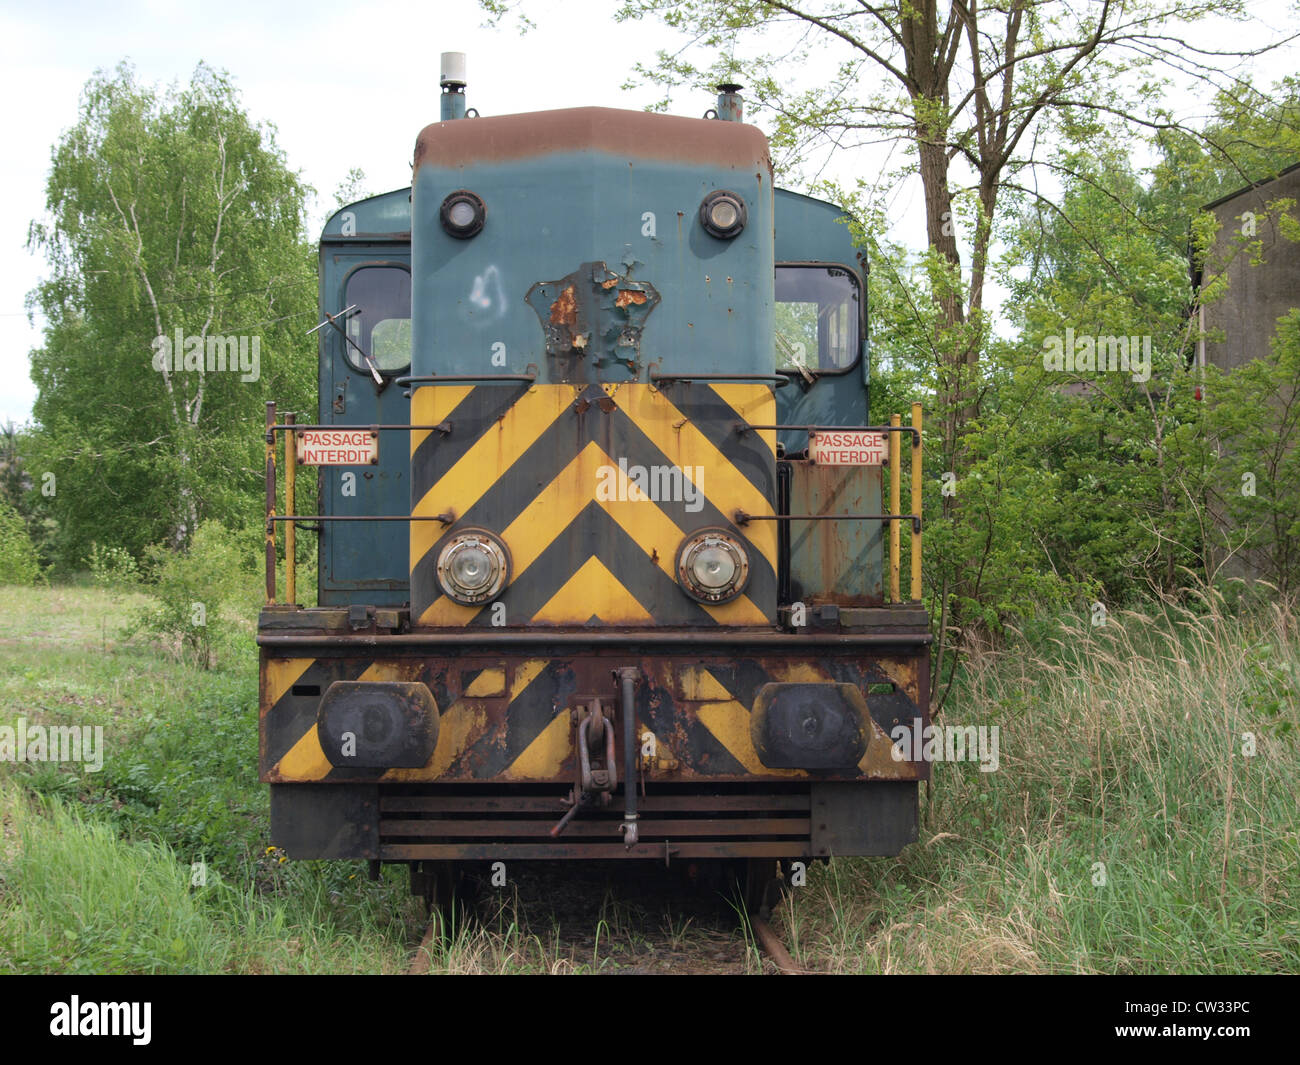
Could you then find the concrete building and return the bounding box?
[1196,162,1300,585]
[1199,161,1300,374]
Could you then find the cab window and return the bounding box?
[775,265,860,373]
[344,265,411,374]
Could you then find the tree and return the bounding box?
[26,62,317,568]
[485,1,1297,651]
[597,1,1294,461]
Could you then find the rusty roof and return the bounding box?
[414,106,772,173]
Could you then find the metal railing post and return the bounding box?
[265,401,276,605]
[284,412,296,606]
[911,402,922,602]
[889,413,901,603]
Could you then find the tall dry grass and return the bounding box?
[784,587,1300,973]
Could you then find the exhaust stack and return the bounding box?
[440,52,467,121]
[716,83,744,123]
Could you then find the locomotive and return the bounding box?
[258,55,930,912]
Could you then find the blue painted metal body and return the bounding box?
[773,189,882,603]
[409,108,773,383]
[315,111,880,607]
[317,188,412,606]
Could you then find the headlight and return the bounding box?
[699,190,746,239]
[676,530,749,603]
[436,530,509,604]
[440,190,486,239]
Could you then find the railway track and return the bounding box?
[405,862,811,975]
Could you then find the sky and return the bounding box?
[0,0,685,427]
[2,0,1298,428]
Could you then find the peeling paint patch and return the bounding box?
[526,261,660,383]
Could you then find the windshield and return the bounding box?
[775,265,860,373]
[344,265,411,374]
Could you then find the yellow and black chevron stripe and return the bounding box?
[409,381,777,627]
[261,653,925,783]
[261,655,566,783]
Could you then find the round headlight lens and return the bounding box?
[437,530,509,604]
[709,199,739,230]
[451,544,492,590]
[440,190,486,239]
[448,200,477,229]
[692,545,736,589]
[677,531,749,603]
[699,190,746,239]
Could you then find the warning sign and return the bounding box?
[809,430,886,466]
[296,429,379,466]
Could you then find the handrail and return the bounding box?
[737,422,920,445]
[263,397,926,609]
[267,514,452,523]
[284,413,295,605]
[889,404,924,603]
[650,372,789,387]
[910,402,922,603]
[734,510,922,534]
[395,368,537,386]
[263,400,459,605]
[265,422,452,444]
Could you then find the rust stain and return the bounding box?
[857,716,916,779]
[413,107,773,171]
[615,289,647,308]
[875,656,921,700]
[549,285,578,326]
[601,278,619,290]
[596,396,617,413]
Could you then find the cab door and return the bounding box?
[773,262,883,605]
[319,250,411,606]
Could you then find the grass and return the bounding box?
[0,582,421,974]
[775,587,1300,973]
[0,580,1295,973]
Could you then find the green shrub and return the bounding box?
[0,500,41,584]
[86,542,140,590]
[132,521,254,668]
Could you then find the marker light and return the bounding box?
[699,190,746,239]
[436,530,509,604]
[440,190,486,239]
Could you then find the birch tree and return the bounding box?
[27,62,315,565]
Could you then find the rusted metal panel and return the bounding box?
[787,459,885,604]
[259,643,930,786]
[413,106,772,171]
[271,784,379,860]
[810,780,916,858]
[525,263,660,381]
